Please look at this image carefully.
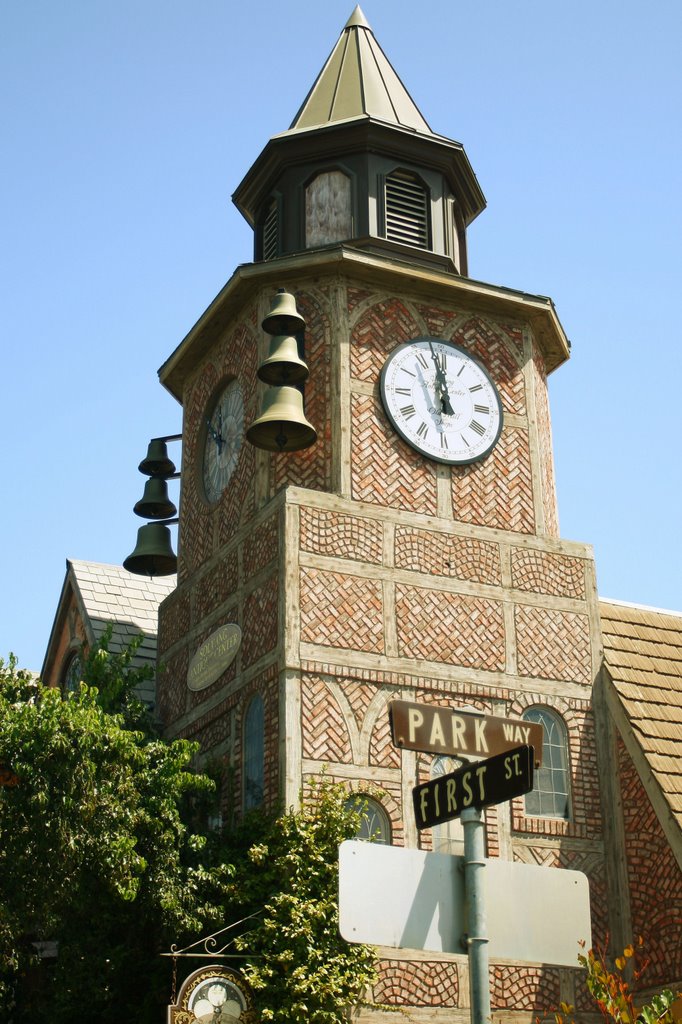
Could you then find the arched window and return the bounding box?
[243,694,264,810]
[61,652,82,694]
[345,794,391,844]
[523,707,570,819]
[384,169,430,249]
[431,756,466,855]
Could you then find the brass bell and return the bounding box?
[133,477,178,520]
[246,386,317,452]
[123,523,177,577]
[138,438,176,478]
[262,288,306,336]
[257,334,309,386]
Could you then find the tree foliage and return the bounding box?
[229,783,377,1023]
[0,642,377,1024]
[547,939,678,1024]
[0,646,230,1023]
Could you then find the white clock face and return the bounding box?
[380,338,503,465]
[202,379,244,502]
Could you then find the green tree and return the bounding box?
[229,782,378,1024]
[0,641,377,1024]
[0,650,229,1023]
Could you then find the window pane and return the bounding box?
[345,795,391,844]
[523,708,570,820]
[244,695,264,810]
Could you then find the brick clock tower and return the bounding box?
[157,8,607,1018]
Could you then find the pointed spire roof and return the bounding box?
[290,5,431,134]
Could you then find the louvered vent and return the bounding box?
[385,172,429,249]
[262,200,278,261]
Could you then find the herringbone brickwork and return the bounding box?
[515,606,591,684]
[193,550,239,625]
[453,315,526,416]
[300,567,384,652]
[346,286,374,314]
[157,589,190,654]
[243,511,279,579]
[369,705,400,767]
[453,427,535,533]
[618,736,682,983]
[395,585,505,669]
[374,960,459,1006]
[415,302,462,338]
[301,675,351,762]
[157,647,189,725]
[349,296,421,382]
[241,573,279,668]
[395,525,502,585]
[351,394,438,514]
[511,548,586,599]
[300,506,383,563]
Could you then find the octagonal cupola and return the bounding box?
[232,6,486,276]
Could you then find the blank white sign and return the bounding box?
[338,841,591,967]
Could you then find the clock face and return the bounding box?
[380,338,503,465]
[202,379,244,502]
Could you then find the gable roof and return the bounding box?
[599,598,682,864]
[41,559,176,686]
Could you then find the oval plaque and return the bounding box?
[187,624,241,692]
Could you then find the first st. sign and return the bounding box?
[389,699,543,766]
[413,745,535,829]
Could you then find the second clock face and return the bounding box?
[202,379,244,502]
[380,338,503,465]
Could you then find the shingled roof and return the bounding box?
[42,559,176,705]
[599,599,682,863]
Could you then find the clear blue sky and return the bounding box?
[2,1,681,672]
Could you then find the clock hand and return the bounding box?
[206,417,225,454]
[428,342,455,416]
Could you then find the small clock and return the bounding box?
[170,964,255,1024]
[380,337,503,465]
[202,379,244,503]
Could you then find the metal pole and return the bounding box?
[461,806,491,1024]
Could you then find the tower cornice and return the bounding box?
[158,246,569,401]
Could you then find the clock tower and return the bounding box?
[156,7,606,1018]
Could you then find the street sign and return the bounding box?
[338,840,592,966]
[413,745,534,829]
[390,699,543,765]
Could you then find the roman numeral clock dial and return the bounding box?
[380,338,503,465]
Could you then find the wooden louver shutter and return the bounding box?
[385,171,429,249]
[262,200,278,261]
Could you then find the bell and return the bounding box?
[261,288,306,336]
[246,386,317,452]
[123,523,177,577]
[133,477,177,520]
[258,334,309,385]
[138,439,176,478]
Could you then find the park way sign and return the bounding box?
[389,698,543,766]
[413,744,535,829]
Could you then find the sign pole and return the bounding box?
[461,807,491,1024]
